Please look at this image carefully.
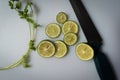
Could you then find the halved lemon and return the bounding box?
[62,20,78,34]
[37,40,55,58]
[54,40,68,58]
[76,43,94,60]
[45,23,61,38]
[56,12,68,24]
[64,32,77,46]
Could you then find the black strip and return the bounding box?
[69,0,117,80]
[69,0,102,44]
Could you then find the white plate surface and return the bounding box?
[0,0,120,80]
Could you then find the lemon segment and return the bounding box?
[64,32,77,46]
[62,21,78,34]
[37,40,55,58]
[76,43,94,60]
[56,12,68,24]
[54,40,68,58]
[45,23,61,38]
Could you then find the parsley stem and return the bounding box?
[0,58,23,70]
[0,0,39,70]
[0,41,32,70]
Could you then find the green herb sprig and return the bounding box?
[0,0,40,70]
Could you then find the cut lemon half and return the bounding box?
[62,20,78,34]
[76,43,94,60]
[54,40,68,58]
[45,23,61,38]
[56,12,68,24]
[37,40,55,58]
[64,32,77,46]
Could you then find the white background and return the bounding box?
[0,0,120,80]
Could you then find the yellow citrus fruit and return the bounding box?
[76,43,94,60]
[56,12,68,24]
[45,23,61,38]
[54,40,67,58]
[64,32,77,46]
[37,40,55,58]
[62,20,78,34]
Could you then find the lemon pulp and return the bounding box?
[37,40,55,58]
[54,40,67,58]
[56,12,68,24]
[45,23,61,38]
[76,43,94,60]
[64,32,77,46]
[62,20,78,34]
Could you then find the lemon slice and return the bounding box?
[76,43,94,60]
[64,32,77,46]
[56,12,68,24]
[54,40,68,58]
[62,20,78,34]
[45,23,61,38]
[37,40,55,58]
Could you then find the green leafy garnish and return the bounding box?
[0,0,40,70]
